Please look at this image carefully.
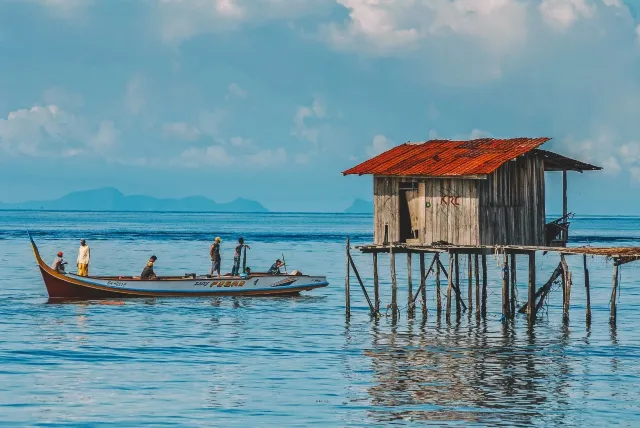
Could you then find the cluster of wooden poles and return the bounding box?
[345,238,624,325]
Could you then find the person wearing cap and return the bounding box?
[209,237,222,278]
[51,251,68,273]
[231,237,251,276]
[76,239,91,277]
[141,255,157,280]
[267,259,284,274]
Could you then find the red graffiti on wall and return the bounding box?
[440,195,461,206]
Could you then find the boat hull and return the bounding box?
[29,234,328,300]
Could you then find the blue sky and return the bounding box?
[1,0,639,213]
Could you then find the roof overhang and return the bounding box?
[535,149,602,172]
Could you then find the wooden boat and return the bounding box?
[29,233,329,300]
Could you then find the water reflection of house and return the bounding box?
[343,138,600,247]
[360,324,570,424]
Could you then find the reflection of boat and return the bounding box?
[29,233,328,300]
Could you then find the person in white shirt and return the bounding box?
[77,239,90,277]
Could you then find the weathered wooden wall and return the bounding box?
[373,177,399,244]
[372,152,546,246]
[423,178,479,245]
[478,153,545,246]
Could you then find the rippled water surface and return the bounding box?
[1,211,639,426]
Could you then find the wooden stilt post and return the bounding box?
[447,253,453,319]
[610,259,618,325]
[467,254,473,312]
[528,251,536,323]
[502,252,509,320]
[407,252,414,318]
[481,253,488,318]
[420,252,427,316]
[560,255,569,322]
[584,254,591,323]
[510,253,516,318]
[390,245,398,319]
[562,169,568,244]
[373,252,380,314]
[345,238,351,317]
[564,271,572,323]
[455,253,461,315]
[474,254,480,319]
[436,254,442,313]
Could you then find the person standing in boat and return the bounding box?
[231,237,250,276]
[210,237,222,278]
[267,259,284,274]
[141,255,157,280]
[76,239,90,277]
[51,251,68,273]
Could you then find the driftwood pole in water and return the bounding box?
[501,253,509,320]
[481,253,488,318]
[583,254,591,323]
[345,238,350,317]
[407,252,414,318]
[474,254,480,319]
[560,255,569,322]
[436,254,442,313]
[390,245,398,320]
[373,252,380,313]
[510,253,517,317]
[610,259,618,325]
[528,251,536,323]
[455,253,461,315]
[467,254,473,312]
[419,252,427,316]
[447,253,453,319]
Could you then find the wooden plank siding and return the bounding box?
[373,177,400,244]
[477,153,545,246]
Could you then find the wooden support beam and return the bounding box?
[510,253,517,317]
[528,251,536,323]
[420,252,427,316]
[611,260,618,325]
[390,245,398,319]
[560,255,569,320]
[348,252,376,315]
[345,238,350,317]
[407,253,414,318]
[436,256,467,312]
[564,271,572,323]
[455,253,461,315]
[529,263,563,315]
[373,252,380,313]
[584,254,591,324]
[436,254,442,313]
[467,254,473,312]
[562,169,568,243]
[474,254,480,319]
[502,253,509,320]
[447,253,453,319]
[481,253,488,318]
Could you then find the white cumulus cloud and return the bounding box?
[366,134,392,157]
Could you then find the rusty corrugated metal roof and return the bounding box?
[342,138,552,176]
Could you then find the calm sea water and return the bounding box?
[1,211,639,426]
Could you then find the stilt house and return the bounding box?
[343,138,601,247]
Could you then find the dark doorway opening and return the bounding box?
[399,182,419,243]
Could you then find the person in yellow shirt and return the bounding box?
[77,239,90,277]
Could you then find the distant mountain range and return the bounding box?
[344,198,373,214]
[0,188,269,212]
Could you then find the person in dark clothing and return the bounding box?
[141,255,157,280]
[210,237,222,277]
[267,259,284,274]
[231,237,250,276]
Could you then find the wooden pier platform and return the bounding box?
[345,241,640,326]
